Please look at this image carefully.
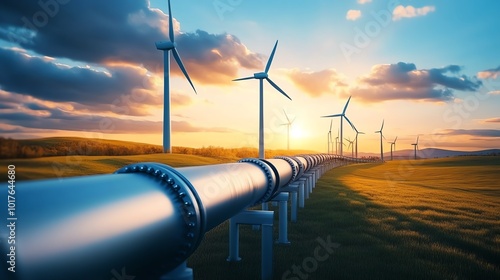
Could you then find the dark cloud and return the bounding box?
[0,47,160,116]
[440,129,500,137]
[0,0,263,85]
[286,68,347,97]
[478,65,500,79]
[350,62,482,102]
[0,107,236,134]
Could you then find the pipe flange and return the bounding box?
[274,156,298,182]
[115,162,204,268]
[289,156,305,177]
[239,158,276,204]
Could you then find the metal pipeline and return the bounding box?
[0,155,350,280]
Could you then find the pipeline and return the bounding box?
[0,154,364,280]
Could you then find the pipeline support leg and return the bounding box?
[273,193,290,244]
[160,262,193,280]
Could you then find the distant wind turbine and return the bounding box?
[282,109,295,150]
[375,120,385,161]
[411,135,420,160]
[344,117,364,159]
[389,136,398,161]
[233,40,291,158]
[322,96,352,156]
[335,129,339,155]
[345,137,355,158]
[327,119,333,154]
[156,0,197,153]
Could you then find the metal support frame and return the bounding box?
[227,210,274,280]
[272,193,290,244]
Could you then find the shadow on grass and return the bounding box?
[187,166,500,280]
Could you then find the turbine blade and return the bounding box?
[394,136,398,142]
[321,113,343,118]
[233,76,254,81]
[382,134,386,140]
[265,40,279,73]
[381,119,385,131]
[344,116,357,133]
[342,96,352,114]
[168,0,174,43]
[266,78,291,100]
[416,135,419,144]
[291,116,296,124]
[283,109,291,123]
[359,131,365,134]
[172,48,197,94]
[329,119,333,131]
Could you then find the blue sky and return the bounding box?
[0,0,499,153]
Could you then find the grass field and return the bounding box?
[188,156,500,280]
[2,155,499,279]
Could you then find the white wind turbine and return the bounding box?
[375,119,385,161]
[344,118,364,159]
[389,136,398,161]
[327,119,333,154]
[335,129,339,155]
[345,137,355,158]
[322,96,352,156]
[282,109,295,150]
[156,0,197,153]
[233,40,291,159]
[411,135,420,160]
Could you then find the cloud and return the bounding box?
[349,62,482,102]
[0,0,263,85]
[477,66,500,79]
[0,106,236,134]
[488,90,500,95]
[346,10,362,21]
[440,129,500,137]
[393,5,436,20]
[357,0,372,4]
[483,117,500,123]
[286,68,347,97]
[0,47,161,116]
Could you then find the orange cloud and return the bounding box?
[286,68,347,97]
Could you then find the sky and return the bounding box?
[0,0,499,154]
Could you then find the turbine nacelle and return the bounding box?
[155,41,177,50]
[254,72,269,79]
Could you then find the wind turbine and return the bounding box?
[282,109,295,150]
[411,135,419,160]
[335,129,339,155]
[389,136,398,161]
[327,119,333,154]
[322,96,352,156]
[233,40,291,158]
[344,117,364,159]
[345,137,355,158]
[375,120,385,161]
[156,0,197,153]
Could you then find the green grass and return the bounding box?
[2,154,499,279]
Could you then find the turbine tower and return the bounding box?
[322,96,352,156]
[282,109,295,150]
[345,137,355,158]
[411,135,420,160]
[389,136,398,161]
[335,129,339,155]
[156,0,197,153]
[327,119,333,154]
[375,119,385,161]
[233,40,291,158]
